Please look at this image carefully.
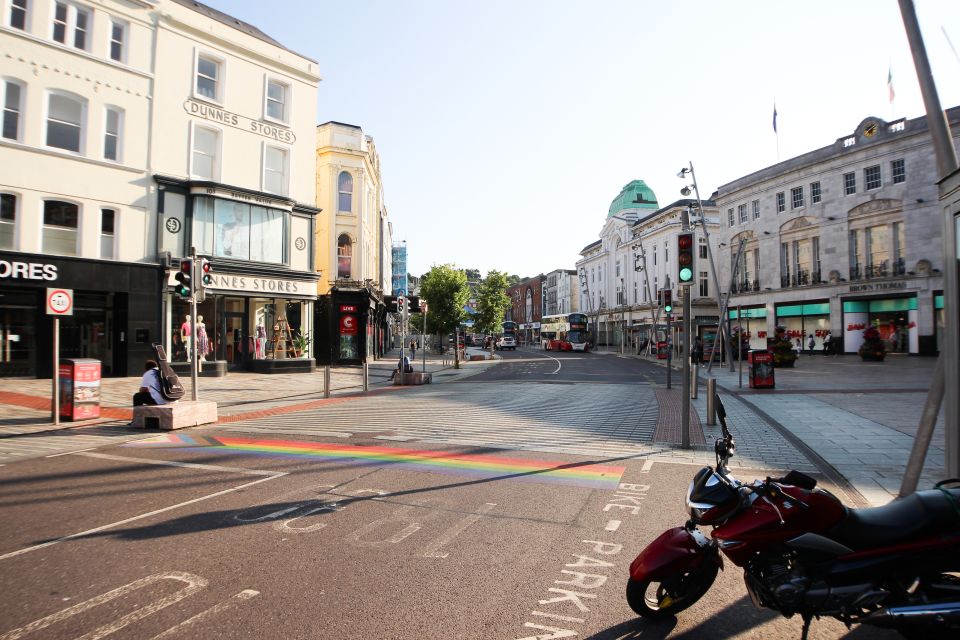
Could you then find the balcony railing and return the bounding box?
[731,279,760,294]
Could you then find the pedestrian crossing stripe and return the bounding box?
[125,435,624,489]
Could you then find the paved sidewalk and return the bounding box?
[615,348,945,506]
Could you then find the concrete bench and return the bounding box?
[393,372,432,386]
[131,400,218,430]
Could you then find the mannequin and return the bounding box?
[197,315,210,361]
[180,314,192,361]
[255,321,266,359]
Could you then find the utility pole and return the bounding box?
[680,208,692,449]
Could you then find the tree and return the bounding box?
[464,268,482,282]
[420,264,469,337]
[506,274,522,287]
[474,271,510,336]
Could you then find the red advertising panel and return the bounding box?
[747,350,775,389]
[59,359,101,420]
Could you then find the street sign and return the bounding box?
[46,288,73,316]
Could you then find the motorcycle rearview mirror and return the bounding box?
[715,395,726,421]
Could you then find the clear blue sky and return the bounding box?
[222,0,960,280]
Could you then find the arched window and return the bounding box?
[338,171,353,212]
[337,234,352,279]
[43,200,79,256]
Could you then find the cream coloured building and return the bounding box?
[0,0,321,377]
[314,121,394,364]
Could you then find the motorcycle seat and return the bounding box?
[828,488,960,552]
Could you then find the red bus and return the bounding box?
[540,313,590,352]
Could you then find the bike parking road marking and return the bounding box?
[604,520,621,532]
[420,502,496,558]
[148,590,260,640]
[0,474,284,561]
[0,572,207,640]
[640,459,654,473]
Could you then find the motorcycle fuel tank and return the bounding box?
[711,486,846,566]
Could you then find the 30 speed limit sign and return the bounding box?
[46,288,74,316]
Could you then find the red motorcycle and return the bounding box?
[627,396,960,639]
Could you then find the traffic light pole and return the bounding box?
[681,209,691,449]
[190,246,198,401]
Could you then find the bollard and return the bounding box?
[363,362,369,392]
[324,365,331,399]
[691,364,699,399]
[706,378,716,425]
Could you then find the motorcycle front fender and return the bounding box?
[629,526,722,582]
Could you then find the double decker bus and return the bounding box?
[540,313,590,352]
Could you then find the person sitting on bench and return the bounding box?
[133,360,169,406]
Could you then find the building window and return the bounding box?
[844,171,856,195]
[338,171,353,212]
[698,237,707,259]
[100,208,115,259]
[52,2,89,50]
[779,242,790,285]
[0,193,16,250]
[195,54,222,102]
[738,203,747,224]
[865,224,891,277]
[727,208,734,227]
[103,107,121,161]
[892,158,905,184]
[811,181,821,203]
[3,80,23,141]
[893,221,906,274]
[263,145,288,195]
[109,19,126,62]
[46,92,84,153]
[776,192,785,213]
[192,197,286,264]
[191,124,220,180]
[849,230,861,279]
[864,165,882,190]
[699,271,708,297]
[791,186,804,209]
[265,79,288,122]
[752,199,760,220]
[337,234,352,279]
[9,0,27,30]
[43,200,78,256]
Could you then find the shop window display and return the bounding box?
[192,196,287,264]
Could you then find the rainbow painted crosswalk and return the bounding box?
[125,434,625,489]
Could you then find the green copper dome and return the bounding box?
[608,180,659,218]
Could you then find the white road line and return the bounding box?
[531,611,585,624]
[0,474,284,562]
[527,350,562,375]
[641,459,654,473]
[72,452,278,476]
[604,520,621,532]
[46,446,108,458]
[148,589,260,640]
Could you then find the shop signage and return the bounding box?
[192,186,293,212]
[848,281,907,293]
[0,259,58,281]
[340,315,358,335]
[340,305,357,312]
[205,273,316,297]
[183,99,296,144]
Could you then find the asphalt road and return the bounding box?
[0,352,896,639]
[474,347,669,386]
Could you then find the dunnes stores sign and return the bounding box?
[184,100,296,144]
[206,273,316,296]
[0,259,58,281]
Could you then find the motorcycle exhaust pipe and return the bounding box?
[861,601,960,628]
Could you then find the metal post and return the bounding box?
[738,304,744,389]
[324,364,331,398]
[52,317,59,425]
[707,237,746,373]
[681,207,691,449]
[691,364,699,399]
[190,246,198,402]
[900,355,944,496]
[706,378,716,425]
[422,306,427,373]
[363,362,369,392]
[899,0,959,479]
[666,312,672,390]
[454,328,460,369]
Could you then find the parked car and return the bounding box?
[497,335,517,351]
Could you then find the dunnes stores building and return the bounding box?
[715,108,960,355]
[0,0,320,378]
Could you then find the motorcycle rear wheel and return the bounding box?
[626,562,719,619]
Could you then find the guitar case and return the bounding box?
[151,343,186,401]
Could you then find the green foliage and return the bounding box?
[474,271,511,336]
[771,325,797,367]
[463,268,482,282]
[420,264,469,336]
[506,274,522,287]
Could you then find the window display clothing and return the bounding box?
[180,315,192,360]
[256,323,266,359]
[197,315,210,361]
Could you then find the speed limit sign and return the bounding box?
[46,288,74,316]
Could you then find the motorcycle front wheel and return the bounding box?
[626,561,719,619]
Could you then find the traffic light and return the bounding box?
[199,258,212,291]
[677,232,695,285]
[174,259,193,299]
[397,293,405,313]
[663,290,673,313]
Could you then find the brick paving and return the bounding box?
[654,388,706,446]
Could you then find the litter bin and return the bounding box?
[747,350,775,389]
[656,341,668,359]
[59,358,101,421]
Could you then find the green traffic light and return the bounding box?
[679,267,693,282]
[176,285,190,298]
